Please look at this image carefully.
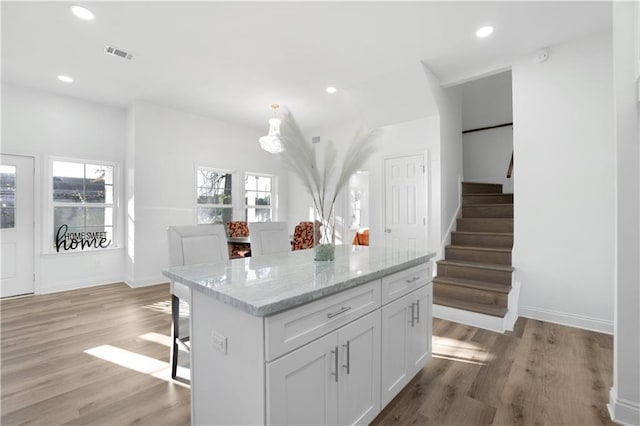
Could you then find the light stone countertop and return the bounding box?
[163,245,435,317]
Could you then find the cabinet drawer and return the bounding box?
[265,281,381,361]
[381,262,432,305]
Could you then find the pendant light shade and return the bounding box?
[259,104,284,154]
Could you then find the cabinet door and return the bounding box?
[381,293,411,407]
[338,310,381,426]
[267,332,339,426]
[407,284,432,377]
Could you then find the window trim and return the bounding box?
[194,165,235,225]
[47,156,119,254]
[244,171,276,222]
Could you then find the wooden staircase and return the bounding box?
[434,182,514,318]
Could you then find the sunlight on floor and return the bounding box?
[432,336,494,366]
[84,344,190,386]
[142,299,173,314]
[138,332,172,347]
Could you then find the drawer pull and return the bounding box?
[405,276,421,284]
[327,306,351,318]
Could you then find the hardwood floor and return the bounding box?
[1,283,613,425]
[372,317,614,425]
[1,283,190,426]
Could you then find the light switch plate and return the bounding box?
[211,331,227,355]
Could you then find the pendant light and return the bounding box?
[258,104,284,154]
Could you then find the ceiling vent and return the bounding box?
[104,45,133,60]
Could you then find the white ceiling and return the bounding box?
[1,1,611,132]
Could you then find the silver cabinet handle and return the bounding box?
[405,276,421,284]
[415,299,420,324]
[408,303,415,327]
[331,346,339,382]
[384,228,391,233]
[327,306,351,318]
[342,341,351,375]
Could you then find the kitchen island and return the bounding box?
[163,244,435,426]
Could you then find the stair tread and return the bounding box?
[453,231,513,236]
[434,276,511,293]
[447,245,512,253]
[459,218,513,221]
[463,192,513,196]
[463,203,513,207]
[434,296,508,318]
[437,259,515,272]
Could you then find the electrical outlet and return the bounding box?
[211,331,227,355]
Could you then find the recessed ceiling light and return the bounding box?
[70,5,95,21]
[325,86,337,94]
[476,26,494,38]
[58,75,73,83]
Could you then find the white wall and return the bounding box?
[286,116,441,253]
[422,65,464,250]
[610,2,640,423]
[512,32,615,333]
[126,101,287,286]
[461,71,514,193]
[462,127,514,193]
[1,84,127,293]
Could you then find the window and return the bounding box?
[245,174,273,222]
[0,165,16,229]
[196,167,233,225]
[51,159,115,252]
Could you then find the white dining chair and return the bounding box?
[167,224,229,382]
[248,221,291,257]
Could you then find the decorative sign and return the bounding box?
[55,224,111,252]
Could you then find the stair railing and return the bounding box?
[507,152,514,178]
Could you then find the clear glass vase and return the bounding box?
[314,208,335,261]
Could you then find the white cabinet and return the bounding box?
[381,284,432,407]
[267,310,381,426]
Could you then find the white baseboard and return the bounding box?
[608,387,640,425]
[433,304,510,333]
[519,305,613,334]
[124,275,169,288]
[37,275,124,295]
[504,281,521,332]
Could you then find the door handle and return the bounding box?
[408,302,415,327]
[330,346,339,382]
[342,340,351,375]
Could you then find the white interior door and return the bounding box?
[384,154,426,254]
[1,154,35,297]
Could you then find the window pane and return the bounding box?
[197,207,232,225]
[53,161,84,179]
[86,207,112,226]
[1,207,15,229]
[257,176,271,192]
[87,164,113,185]
[246,207,272,222]
[197,171,232,205]
[53,176,83,202]
[104,185,114,204]
[54,206,84,229]
[85,179,106,203]
[1,188,16,208]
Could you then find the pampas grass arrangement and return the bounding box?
[279,111,381,260]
